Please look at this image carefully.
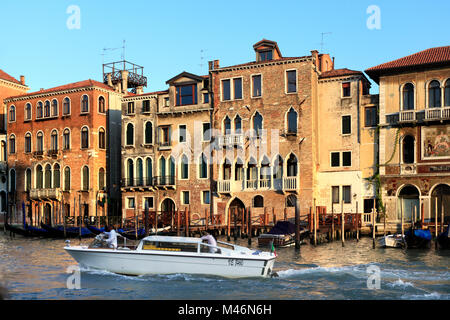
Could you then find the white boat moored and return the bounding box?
[378,234,405,248]
[64,235,276,278]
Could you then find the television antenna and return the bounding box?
[101,39,126,64]
[320,32,332,52]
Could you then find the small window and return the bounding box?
[9,135,15,154]
[64,167,71,191]
[51,99,58,117]
[158,126,171,146]
[81,95,89,113]
[51,130,58,151]
[81,127,89,149]
[286,70,297,93]
[99,96,106,113]
[332,186,340,204]
[402,135,414,164]
[25,133,32,153]
[182,191,190,205]
[36,102,43,119]
[127,102,135,114]
[222,79,231,101]
[25,103,32,121]
[259,50,272,61]
[199,154,208,179]
[127,197,136,209]
[63,129,70,150]
[99,128,106,149]
[252,75,262,97]
[164,97,169,107]
[402,83,414,110]
[203,93,209,104]
[364,198,375,213]
[287,108,298,134]
[36,132,44,152]
[44,101,50,117]
[202,190,210,204]
[253,111,263,137]
[342,116,351,135]
[343,186,351,203]
[179,125,187,143]
[253,195,264,208]
[233,78,242,99]
[126,123,134,146]
[142,100,150,113]
[429,80,441,108]
[365,107,377,127]
[63,98,71,115]
[144,197,154,209]
[342,151,351,167]
[145,122,153,144]
[202,123,211,141]
[176,84,197,106]
[331,152,340,167]
[9,106,16,122]
[82,166,89,191]
[342,82,351,97]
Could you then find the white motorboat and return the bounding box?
[378,234,405,248]
[64,235,277,278]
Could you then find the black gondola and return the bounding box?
[405,228,432,249]
[40,223,94,238]
[437,226,450,249]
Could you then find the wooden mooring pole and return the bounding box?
[441,199,444,234]
[372,208,376,249]
[177,210,180,236]
[233,208,237,241]
[356,201,359,242]
[435,197,438,239]
[341,200,345,247]
[247,208,252,245]
[313,199,317,246]
[331,203,335,241]
[227,207,231,241]
[294,199,300,250]
[401,200,404,239]
[185,208,189,237]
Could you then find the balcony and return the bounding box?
[217,176,299,193]
[157,141,171,150]
[30,188,62,200]
[399,110,416,123]
[283,176,298,192]
[153,176,175,189]
[259,178,271,190]
[217,134,244,148]
[217,180,231,194]
[425,107,450,121]
[121,178,153,189]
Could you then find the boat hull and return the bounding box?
[65,247,276,278]
[378,235,405,248]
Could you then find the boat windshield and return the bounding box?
[142,240,197,253]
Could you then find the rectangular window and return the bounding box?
[127,197,135,209]
[343,186,351,203]
[203,93,209,104]
[342,116,351,134]
[331,152,340,167]
[176,84,197,106]
[179,125,187,143]
[364,198,375,213]
[286,70,297,93]
[342,151,352,167]
[142,100,150,113]
[182,191,190,205]
[342,82,351,97]
[222,79,231,101]
[252,75,262,97]
[158,126,171,147]
[332,186,340,204]
[202,190,210,204]
[365,107,377,127]
[127,102,135,114]
[259,50,272,61]
[164,97,169,107]
[202,123,211,141]
[233,78,242,99]
[144,197,154,209]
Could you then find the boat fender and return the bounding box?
[65,240,71,247]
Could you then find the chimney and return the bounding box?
[208,61,214,71]
[107,73,113,87]
[213,60,220,69]
[20,75,25,86]
[120,70,129,93]
[136,86,144,95]
[311,50,319,67]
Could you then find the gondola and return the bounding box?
[405,228,432,249]
[86,225,105,235]
[437,226,450,249]
[5,222,30,236]
[40,223,94,238]
[258,221,308,247]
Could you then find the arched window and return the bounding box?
[81,95,89,113]
[273,155,283,179]
[53,164,60,188]
[0,141,5,161]
[0,192,5,212]
[25,132,32,153]
[9,105,15,122]
[98,96,105,113]
[126,123,134,146]
[144,122,153,144]
[81,126,89,148]
[222,158,231,180]
[44,100,51,117]
[51,130,58,151]
[51,99,58,116]
[98,127,106,149]
[63,129,70,150]
[234,158,244,181]
[253,111,263,137]
[260,156,271,181]
[63,97,70,115]
[286,195,297,207]
[234,115,242,133]
[402,83,415,110]
[247,157,258,182]
[224,116,231,134]
[168,156,176,185]
[445,79,450,107]
[9,169,16,193]
[136,158,143,186]
[25,168,32,192]
[429,80,441,108]
[82,166,89,191]
[253,195,264,208]
[127,159,134,186]
[287,154,298,177]
[36,132,44,152]
[9,135,16,154]
[36,102,43,118]
[64,167,71,191]
[146,158,153,186]
[199,153,208,179]
[181,154,189,179]
[159,156,166,180]
[402,135,415,164]
[287,107,298,134]
[36,165,43,189]
[25,103,32,120]
[45,164,52,188]
[99,168,105,190]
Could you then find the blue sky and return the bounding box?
[0,0,448,94]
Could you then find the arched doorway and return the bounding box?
[44,203,52,225]
[161,198,176,214]
[228,197,245,225]
[398,185,420,222]
[431,184,450,224]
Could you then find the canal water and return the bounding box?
[0,232,449,300]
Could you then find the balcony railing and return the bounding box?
[425,107,450,121]
[153,176,175,187]
[246,179,258,190]
[217,133,244,148]
[217,176,298,192]
[30,188,61,200]
[218,180,231,193]
[122,177,153,188]
[259,178,271,189]
[283,176,298,192]
[399,110,416,122]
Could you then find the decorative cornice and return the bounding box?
[211,57,312,73]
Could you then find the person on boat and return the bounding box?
[201,232,218,253]
[104,225,124,249]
